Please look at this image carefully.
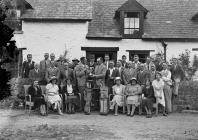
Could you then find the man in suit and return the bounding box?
[70,58,79,69]
[22,54,35,78]
[104,54,110,69]
[61,62,74,85]
[116,60,125,80]
[170,58,185,97]
[133,54,141,70]
[75,57,89,110]
[56,55,65,74]
[93,57,107,87]
[137,63,148,87]
[154,54,163,71]
[40,53,51,84]
[29,63,42,83]
[45,61,60,83]
[144,56,153,71]
[105,61,120,94]
[122,55,127,68]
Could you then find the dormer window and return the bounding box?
[115,0,148,39]
[124,12,140,35]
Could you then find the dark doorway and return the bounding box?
[81,47,119,62]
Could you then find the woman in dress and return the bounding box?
[125,77,142,117]
[152,72,167,116]
[110,77,125,116]
[123,61,137,85]
[161,62,172,113]
[28,80,46,115]
[61,78,78,114]
[142,79,156,118]
[46,76,63,115]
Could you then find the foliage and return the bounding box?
[178,49,191,69]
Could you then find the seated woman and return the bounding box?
[110,77,125,116]
[125,77,142,117]
[61,78,78,114]
[46,76,63,115]
[152,72,167,116]
[28,80,46,115]
[142,79,156,118]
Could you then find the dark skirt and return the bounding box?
[32,96,46,108]
[142,97,155,111]
[66,95,79,105]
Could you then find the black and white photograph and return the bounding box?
[0,0,198,139]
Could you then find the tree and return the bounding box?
[0,0,18,100]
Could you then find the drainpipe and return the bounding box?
[160,40,168,62]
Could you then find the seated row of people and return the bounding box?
[110,72,167,118]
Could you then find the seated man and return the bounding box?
[28,80,46,115]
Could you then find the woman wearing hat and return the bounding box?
[125,77,142,117]
[46,76,63,115]
[110,77,125,116]
[152,72,167,116]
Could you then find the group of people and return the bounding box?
[22,52,185,117]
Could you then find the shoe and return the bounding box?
[127,113,130,116]
[163,113,168,116]
[58,112,63,115]
[130,114,134,117]
[114,114,118,116]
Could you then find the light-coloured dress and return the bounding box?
[152,79,165,107]
[125,84,142,106]
[110,84,125,109]
[46,83,61,104]
[161,69,172,113]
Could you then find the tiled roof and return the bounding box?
[87,0,198,39]
[21,0,92,20]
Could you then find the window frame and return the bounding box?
[120,10,144,39]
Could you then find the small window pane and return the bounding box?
[124,18,130,28]
[129,18,135,28]
[130,29,135,34]
[135,18,139,28]
[124,29,130,34]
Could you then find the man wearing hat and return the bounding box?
[105,60,120,94]
[40,53,51,84]
[70,58,80,69]
[22,54,35,78]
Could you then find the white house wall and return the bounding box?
[14,21,198,63]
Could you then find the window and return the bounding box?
[4,9,22,32]
[124,12,140,35]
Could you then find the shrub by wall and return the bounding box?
[173,81,198,111]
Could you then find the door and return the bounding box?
[81,47,119,63]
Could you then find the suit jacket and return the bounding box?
[22,61,35,78]
[105,68,120,86]
[154,61,163,72]
[75,62,88,87]
[45,67,60,82]
[61,68,74,83]
[122,62,127,68]
[40,59,51,78]
[170,64,185,80]
[29,69,42,82]
[94,63,107,86]
[137,70,148,85]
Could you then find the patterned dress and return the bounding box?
[125,84,142,106]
